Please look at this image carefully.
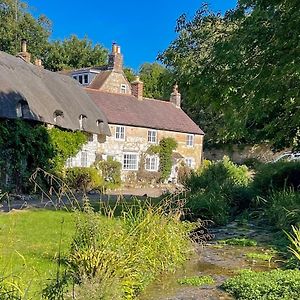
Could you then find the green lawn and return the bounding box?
[0,209,75,297]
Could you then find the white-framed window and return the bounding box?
[66,157,74,168]
[145,155,159,172]
[115,126,125,140]
[81,151,88,167]
[185,157,194,168]
[186,134,194,147]
[120,84,127,94]
[123,153,138,170]
[84,74,89,84]
[73,75,78,81]
[78,75,83,84]
[148,130,157,143]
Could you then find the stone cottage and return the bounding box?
[68,44,204,182]
[0,41,111,183]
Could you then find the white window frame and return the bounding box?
[78,75,83,84]
[185,157,194,169]
[148,130,157,144]
[120,84,127,94]
[123,152,138,171]
[186,134,194,147]
[81,151,88,167]
[115,126,125,140]
[83,74,89,84]
[145,155,159,172]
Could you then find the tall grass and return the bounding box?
[64,198,194,299]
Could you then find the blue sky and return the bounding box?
[27,0,237,70]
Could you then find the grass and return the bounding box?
[177,275,215,286]
[245,250,276,262]
[218,237,257,247]
[0,210,75,297]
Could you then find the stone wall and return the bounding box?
[100,71,131,95]
[204,144,288,163]
[97,124,204,181]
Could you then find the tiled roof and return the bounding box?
[0,51,110,135]
[86,89,204,135]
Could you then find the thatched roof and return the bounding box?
[0,51,110,135]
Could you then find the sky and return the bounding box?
[27,0,237,70]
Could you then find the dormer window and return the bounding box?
[53,110,64,125]
[84,74,89,84]
[16,100,30,118]
[78,75,83,84]
[79,114,87,130]
[120,84,127,94]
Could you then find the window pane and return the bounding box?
[84,74,89,84]
[123,153,138,170]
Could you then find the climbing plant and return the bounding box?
[0,120,87,192]
[148,137,177,181]
[48,128,87,175]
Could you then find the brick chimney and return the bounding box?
[108,42,123,72]
[170,84,181,108]
[18,39,31,63]
[131,76,144,100]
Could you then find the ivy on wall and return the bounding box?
[0,120,87,192]
[148,137,177,181]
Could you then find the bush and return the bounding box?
[95,157,122,190]
[260,189,300,230]
[185,157,253,224]
[252,161,300,196]
[65,167,103,192]
[222,269,300,300]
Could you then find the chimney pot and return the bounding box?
[21,39,27,53]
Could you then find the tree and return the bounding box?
[124,67,136,83]
[160,1,300,150]
[43,35,108,71]
[0,0,51,59]
[139,62,174,100]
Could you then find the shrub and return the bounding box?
[65,167,104,192]
[95,157,122,190]
[252,161,300,196]
[222,269,300,300]
[261,189,300,229]
[185,157,253,224]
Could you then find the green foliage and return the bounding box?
[48,128,87,174]
[252,161,300,197]
[160,1,300,150]
[139,62,174,100]
[285,226,300,263]
[65,167,104,192]
[0,0,51,59]
[43,35,108,72]
[0,119,53,192]
[158,137,177,181]
[259,190,300,230]
[124,67,136,83]
[222,269,300,300]
[177,275,214,286]
[95,157,122,190]
[185,157,253,224]
[67,200,192,299]
[218,238,257,247]
[246,251,276,262]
